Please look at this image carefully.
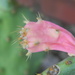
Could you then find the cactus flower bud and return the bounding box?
[19,18,75,56]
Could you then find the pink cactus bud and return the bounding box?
[19,19,75,56]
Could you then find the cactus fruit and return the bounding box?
[19,16,75,57]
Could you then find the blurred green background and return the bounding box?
[0,0,46,75]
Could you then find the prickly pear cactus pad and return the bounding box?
[39,56,75,75]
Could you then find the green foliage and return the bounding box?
[0,0,45,75]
